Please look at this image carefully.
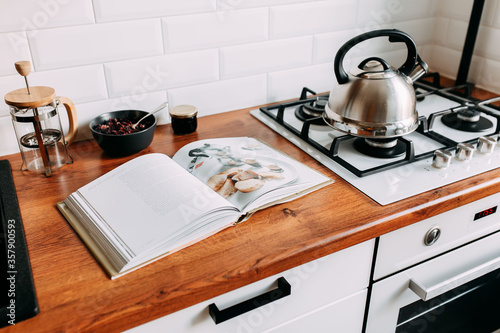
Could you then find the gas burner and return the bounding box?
[353,137,407,158]
[257,83,500,178]
[294,97,328,125]
[441,107,494,132]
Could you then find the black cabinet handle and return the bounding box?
[208,277,291,325]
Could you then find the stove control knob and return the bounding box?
[477,136,497,154]
[432,149,452,169]
[455,142,474,161]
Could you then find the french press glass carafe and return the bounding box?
[4,61,78,177]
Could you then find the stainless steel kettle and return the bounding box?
[323,29,428,138]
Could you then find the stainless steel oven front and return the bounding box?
[365,191,500,333]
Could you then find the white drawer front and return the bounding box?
[264,289,367,333]
[374,191,500,280]
[127,239,374,333]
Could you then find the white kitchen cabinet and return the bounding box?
[262,289,367,333]
[126,239,374,333]
[374,191,500,280]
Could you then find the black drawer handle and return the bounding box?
[208,277,291,324]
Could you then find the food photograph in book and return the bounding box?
[178,138,298,210]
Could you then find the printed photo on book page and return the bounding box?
[173,137,329,212]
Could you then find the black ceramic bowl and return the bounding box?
[90,110,157,156]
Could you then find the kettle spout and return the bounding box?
[409,55,429,83]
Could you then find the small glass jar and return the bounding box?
[169,105,198,135]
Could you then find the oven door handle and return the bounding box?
[408,255,500,301]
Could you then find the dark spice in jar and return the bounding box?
[169,105,198,135]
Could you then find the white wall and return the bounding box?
[0,0,498,157]
[432,0,500,93]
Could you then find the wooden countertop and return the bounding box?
[3,87,500,332]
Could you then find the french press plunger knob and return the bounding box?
[4,61,79,177]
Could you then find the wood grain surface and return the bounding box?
[2,84,500,332]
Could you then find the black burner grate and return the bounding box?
[259,82,500,177]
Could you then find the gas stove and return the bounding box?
[251,77,500,205]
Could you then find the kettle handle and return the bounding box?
[56,96,78,145]
[334,29,418,85]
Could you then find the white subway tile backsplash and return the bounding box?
[474,58,500,94]
[466,55,485,88]
[429,45,462,79]
[104,50,219,98]
[25,65,108,104]
[433,17,450,46]
[268,63,333,102]
[313,29,358,64]
[357,0,436,26]
[1,65,107,116]
[0,0,94,33]
[94,0,216,22]
[29,20,164,71]
[0,33,32,76]
[220,37,313,79]
[416,45,433,71]
[1,0,500,158]
[217,0,308,10]
[476,26,500,61]
[393,18,436,46]
[168,75,267,116]
[446,19,468,50]
[163,8,268,52]
[492,2,500,29]
[437,0,473,21]
[478,1,498,28]
[270,1,357,39]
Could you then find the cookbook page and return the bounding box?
[71,153,238,257]
[172,137,332,212]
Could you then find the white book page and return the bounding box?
[75,154,235,256]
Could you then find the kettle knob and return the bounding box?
[357,57,391,71]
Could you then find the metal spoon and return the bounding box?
[131,101,168,129]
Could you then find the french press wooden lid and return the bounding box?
[4,61,56,109]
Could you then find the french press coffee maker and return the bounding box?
[4,61,78,176]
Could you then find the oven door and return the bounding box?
[365,229,500,333]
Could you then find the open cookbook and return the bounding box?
[57,137,333,278]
